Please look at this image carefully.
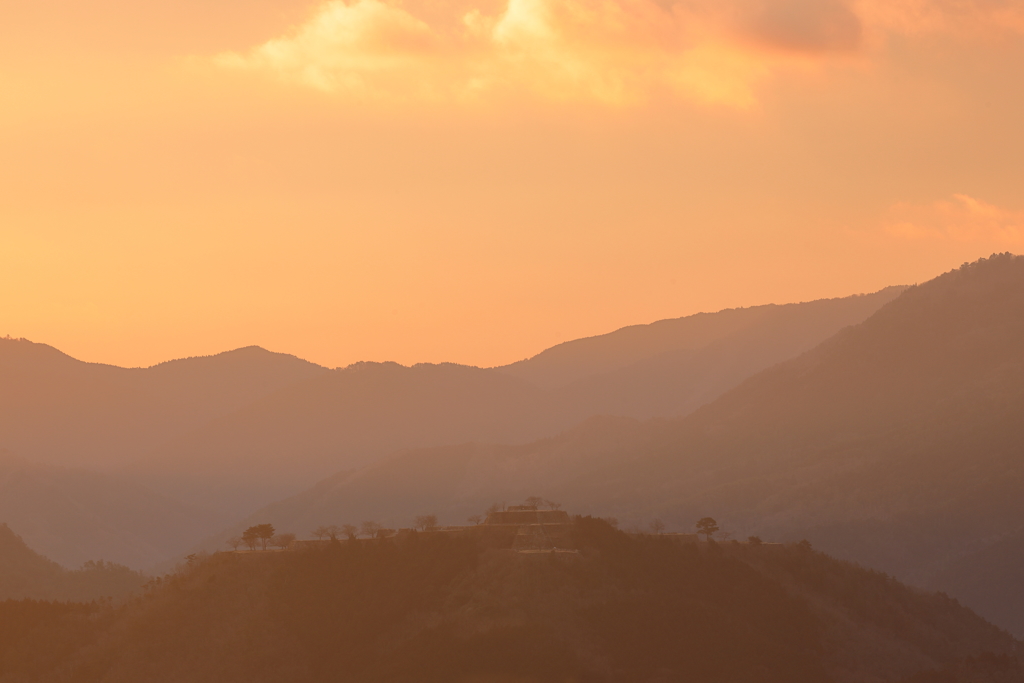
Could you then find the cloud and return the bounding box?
[213,0,443,95]
[886,194,1024,245]
[856,0,1024,37]
[741,0,863,52]
[213,0,1024,104]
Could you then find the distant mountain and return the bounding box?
[0,287,903,561]
[2,520,1018,683]
[137,289,902,514]
[0,341,328,469]
[0,452,214,569]
[231,254,1024,635]
[499,286,904,394]
[0,522,146,602]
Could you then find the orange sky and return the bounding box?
[2,0,1023,369]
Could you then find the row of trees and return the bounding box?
[228,515,763,551]
[309,514,442,542]
[226,525,296,551]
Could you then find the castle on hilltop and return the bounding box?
[483,505,575,553]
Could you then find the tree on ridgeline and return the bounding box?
[342,524,358,540]
[414,515,438,531]
[696,517,719,541]
[312,526,331,541]
[525,496,544,508]
[272,533,296,550]
[243,524,276,550]
[467,514,483,525]
[545,500,562,510]
[649,519,665,534]
[227,536,243,551]
[360,521,382,539]
[242,527,259,550]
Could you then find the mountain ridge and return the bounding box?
[220,254,1024,634]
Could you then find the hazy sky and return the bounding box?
[2,0,1023,368]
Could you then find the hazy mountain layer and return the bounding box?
[2,520,1018,683]
[0,342,328,469]
[0,523,145,602]
[229,254,1024,634]
[499,286,905,393]
[1,289,899,568]
[138,289,902,514]
[0,452,214,569]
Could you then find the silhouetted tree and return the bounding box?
[226,536,243,551]
[467,514,483,525]
[696,517,719,541]
[341,524,358,540]
[748,536,763,545]
[242,527,259,550]
[414,515,438,531]
[486,503,503,515]
[525,496,544,508]
[546,500,562,510]
[272,533,296,550]
[361,521,382,538]
[245,524,275,550]
[312,526,331,541]
[649,519,665,534]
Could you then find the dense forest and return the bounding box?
[1,518,1019,683]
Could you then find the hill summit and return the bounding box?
[1,516,1019,683]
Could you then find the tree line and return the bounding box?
[226,525,296,551]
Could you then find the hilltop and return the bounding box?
[1,517,1018,683]
[231,254,1024,635]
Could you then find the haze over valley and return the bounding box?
[4,256,1024,682]
[6,0,1024,675]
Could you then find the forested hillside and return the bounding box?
[0,524,145,603]
[1,519,1018,683]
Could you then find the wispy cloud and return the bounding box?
[886,194,1024,245]
[213,0,1024,104]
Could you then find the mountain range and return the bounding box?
[215,254,1024,635]
[5,255,1023,637]
[0,286,901,567]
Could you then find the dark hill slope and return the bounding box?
[240,255,1024,634]
[607,254,1024,581]
[2,520,1018,683]
[0,523,145,602]
[0,341,327,469]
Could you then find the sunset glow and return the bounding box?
[2,0,1023,368]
